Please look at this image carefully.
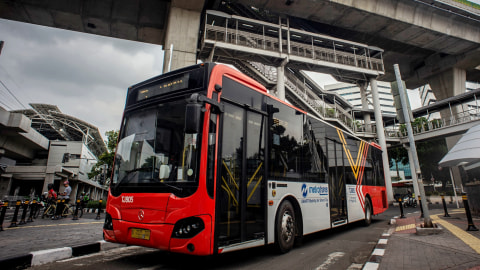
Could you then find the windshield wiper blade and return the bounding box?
[158,181,183,192]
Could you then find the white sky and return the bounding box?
[0,19,164,138]
[0,16,429,141]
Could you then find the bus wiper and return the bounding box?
[114,167,151,189]
[126,167,151,173]
[158,181,183,192]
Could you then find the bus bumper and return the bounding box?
[103,214,212,255]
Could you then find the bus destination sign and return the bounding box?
[137,73,189,101]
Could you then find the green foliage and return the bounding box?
[452,0,480,10]
[326,108,335,118]
[86,199,107,209]
[416,138,449,188]
[388,146,408,179]
[412,117,428,132]
[88,130,119,183]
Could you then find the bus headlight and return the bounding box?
[172,217,204,239]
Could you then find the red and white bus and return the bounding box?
[103,63,388,255]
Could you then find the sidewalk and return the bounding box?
[0,210,124,269]
[372,208,480,270]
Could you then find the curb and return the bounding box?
[0,240,125,269]
[362,227,395,270]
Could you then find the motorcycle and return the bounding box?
[403,195,417,208]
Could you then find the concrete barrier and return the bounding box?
[31,247,72,266]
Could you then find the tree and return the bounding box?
[388,146,408,181]
[88,130,119,184]
[416,138,449,189]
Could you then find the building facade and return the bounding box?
[0,104,108,202]
[324,81,396,116]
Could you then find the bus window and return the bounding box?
[302,117,327,183]
[268,103,303,180]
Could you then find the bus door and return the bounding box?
[216,102,266,248]
[326,138,347,226]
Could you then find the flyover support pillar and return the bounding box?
[163,0,205,73]
[428,68,466,119]
[358,82,372,132]
[276,59,288,101]
[370,78,394,202]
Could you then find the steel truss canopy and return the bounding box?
[12,104,107,157]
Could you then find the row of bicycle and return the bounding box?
[0,197,99,229]
[40,198,87,219]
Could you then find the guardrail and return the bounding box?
[386,109,480,138]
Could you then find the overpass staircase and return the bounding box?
[225,58,358,133]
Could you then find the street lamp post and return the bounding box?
[394,64,433,228]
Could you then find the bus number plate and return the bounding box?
[131,228,150,240]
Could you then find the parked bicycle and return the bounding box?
[41,200,56,219]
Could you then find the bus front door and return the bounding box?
[216,103,266,248]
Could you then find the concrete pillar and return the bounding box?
[277,64,286,101]
[162,0,205,73]
[358,82,372,132]
[0,175,13,197]
[406,146,421,203]
[43,172,55,193]
[370,78,394,202]
[428,68,466,119]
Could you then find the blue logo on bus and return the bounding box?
[301,184,308,198]
[301,184,328,198]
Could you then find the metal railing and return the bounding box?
[203,11,384,74]
[244,61,361,132]
[386,108,480,138]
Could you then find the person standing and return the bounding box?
[53,180,71,220]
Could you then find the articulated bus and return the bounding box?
[103,63,388,255]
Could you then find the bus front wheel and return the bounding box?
[275,200,296,253]
[364,198,372,226]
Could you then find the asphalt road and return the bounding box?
[27,207,409,270]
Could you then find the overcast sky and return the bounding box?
[0,17,426,141]
[0,19,164,138]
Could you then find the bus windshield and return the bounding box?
[111,99,201,197]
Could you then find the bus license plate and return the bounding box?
[131,228,150,240]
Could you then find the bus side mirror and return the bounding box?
[185,103,202,133]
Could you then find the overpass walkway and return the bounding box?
[198,11,387,136]
[199,10,384,84]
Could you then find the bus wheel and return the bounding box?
[364,198,372,226]
[276,200,295,253]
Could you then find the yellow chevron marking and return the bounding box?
[336,128,366,180]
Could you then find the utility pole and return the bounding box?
[394,64,433,227]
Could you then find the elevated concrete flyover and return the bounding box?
[2,0,479,97]
[0,0,205,72]
[215,0,480,104]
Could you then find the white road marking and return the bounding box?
[315,252,345,270]
[347,263,364,269]
[372,249,385,256]
[378,239,388,245]
[362,262,379,270]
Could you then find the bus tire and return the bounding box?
[364,198,372,226]
[275,200,295,253]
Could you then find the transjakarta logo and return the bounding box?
[122,196,133,203]
[301,184,328,198]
